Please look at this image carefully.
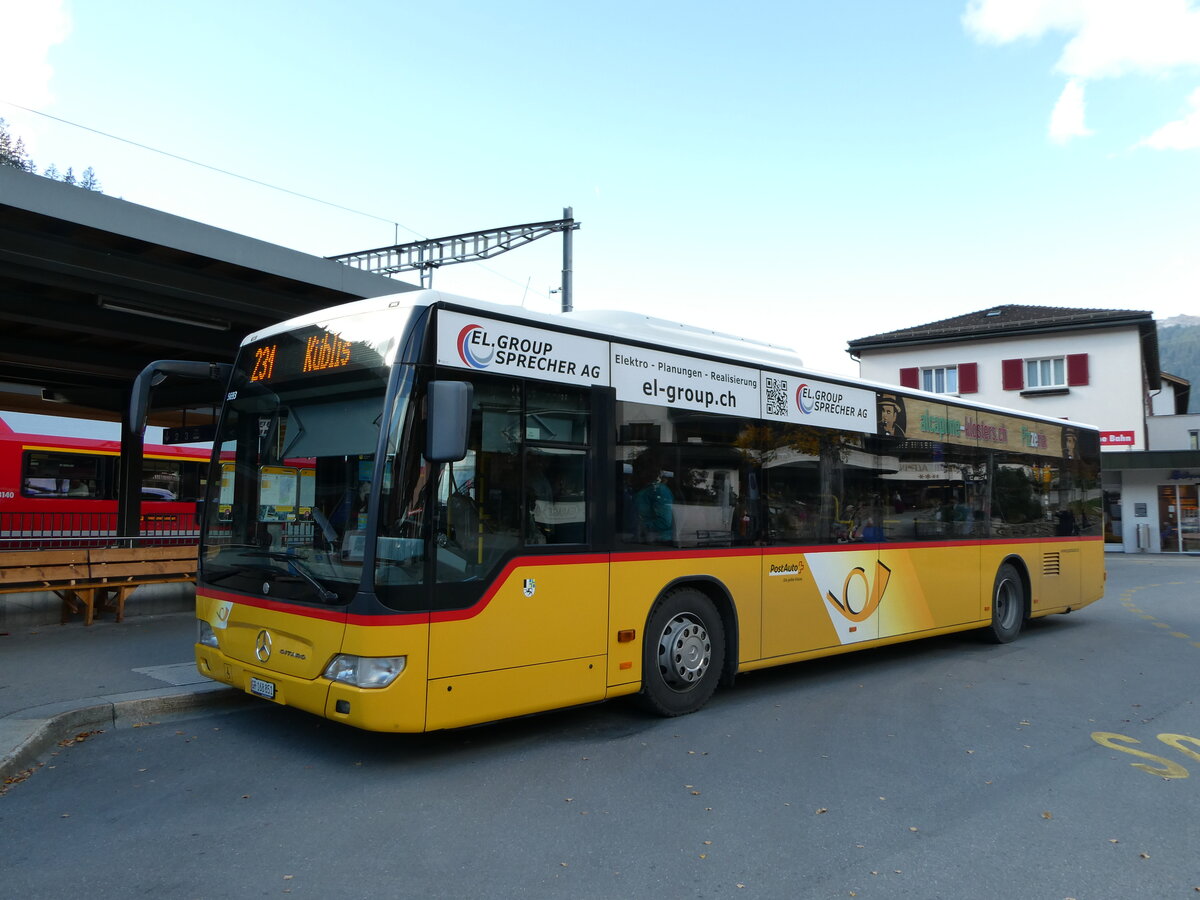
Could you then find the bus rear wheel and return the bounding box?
[987,562,1025,644]
[640,588,725,717]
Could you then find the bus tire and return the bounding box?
[987,562,1025,644]
[640,587,725,717]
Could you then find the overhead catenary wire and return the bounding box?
[0,99,555,301]
[0,98,420,236]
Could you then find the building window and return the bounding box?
[1003,353,1087,391]
[1026,357,1066,389]
[1190,430,1199,450]
[921,366,958,394]
[903,363,977,393]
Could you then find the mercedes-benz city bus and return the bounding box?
[192,291,1103,732]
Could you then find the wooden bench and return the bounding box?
[0,549,92,622]
[85,545,199,624]
[0,545,198,625]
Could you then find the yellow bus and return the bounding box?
[193,291,1104,731]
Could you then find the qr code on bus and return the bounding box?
[765,376,789,417]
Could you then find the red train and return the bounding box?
[0,414,211,547]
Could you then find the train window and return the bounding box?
[142,459,182,501]
[19,449,208,504]
[21,451,110,499]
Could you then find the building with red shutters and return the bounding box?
[848,306,1199,554]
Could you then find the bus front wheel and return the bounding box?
[987,562,1025,644]
[640,588,725,717]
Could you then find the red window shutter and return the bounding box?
[899,367,919,389]
[958,363,978,393]
[1001,358,1024,390]
[1067,353,1089,386]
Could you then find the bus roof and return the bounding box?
[242,290,803,368]
[240,290,1100,433]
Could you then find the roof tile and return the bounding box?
[847,304,1153,348]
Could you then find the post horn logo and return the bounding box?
[826,560,892,623]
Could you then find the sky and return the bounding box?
[3,0,1199,399]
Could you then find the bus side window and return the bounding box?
[616,400,757,549]
[524,384,590,546]
[434,377,521,581]
[761,423,842,546]
[526,448,587,544]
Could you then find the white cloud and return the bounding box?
[1138,86,1200,149]
[1056,0,1200,79]
[964,0,1200,145]
[966,0,1200,76]
[0,0,71,108]
[963,0,1087,45]
[1049,79,1093,143]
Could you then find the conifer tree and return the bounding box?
[1,118,103,191]
[0,118,35,171]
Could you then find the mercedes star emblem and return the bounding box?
[255,629,273,662]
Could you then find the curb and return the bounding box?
[1,682,254,784]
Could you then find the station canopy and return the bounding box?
[0,166,411,429]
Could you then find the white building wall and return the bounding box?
[855,326,1147,449]
[1150,381,1180,417]
[1146,414,1200,450]
[1117,471,1162,552]
[1115,470,1200,554]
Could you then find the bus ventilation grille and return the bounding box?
[1042,553,1061,577]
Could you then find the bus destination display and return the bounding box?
[246,329,377,384]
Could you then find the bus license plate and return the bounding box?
[249,677,276,700]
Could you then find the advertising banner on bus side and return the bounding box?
[436,311,609,387]
[610,344,759,415]
[760,372,875,434]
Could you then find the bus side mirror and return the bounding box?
[426,381,473,462]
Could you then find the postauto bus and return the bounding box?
[193,291,1103,731]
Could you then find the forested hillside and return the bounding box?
[1158,319,1200,413]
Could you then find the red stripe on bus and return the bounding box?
[203,588,351,623]
[613,534,1101,559]
[202,536,1100,625]
[202,553,610,627]
[426,553,609,624]
[612,547,762,563]
[766,535,1102,554]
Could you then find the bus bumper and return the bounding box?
[194,644,429,733]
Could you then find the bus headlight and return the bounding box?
[197,620,219,648]
[323,654,407,688]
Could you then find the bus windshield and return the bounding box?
[199,317,398,606]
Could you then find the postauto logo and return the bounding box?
[457,324,495,369]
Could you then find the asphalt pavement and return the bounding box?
[0,611,246,784]
[3,552,1196,787]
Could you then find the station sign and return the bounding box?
[1100,430,1136,447]
[163,424,218,444]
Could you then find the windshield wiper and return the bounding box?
[237,550,340,604]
